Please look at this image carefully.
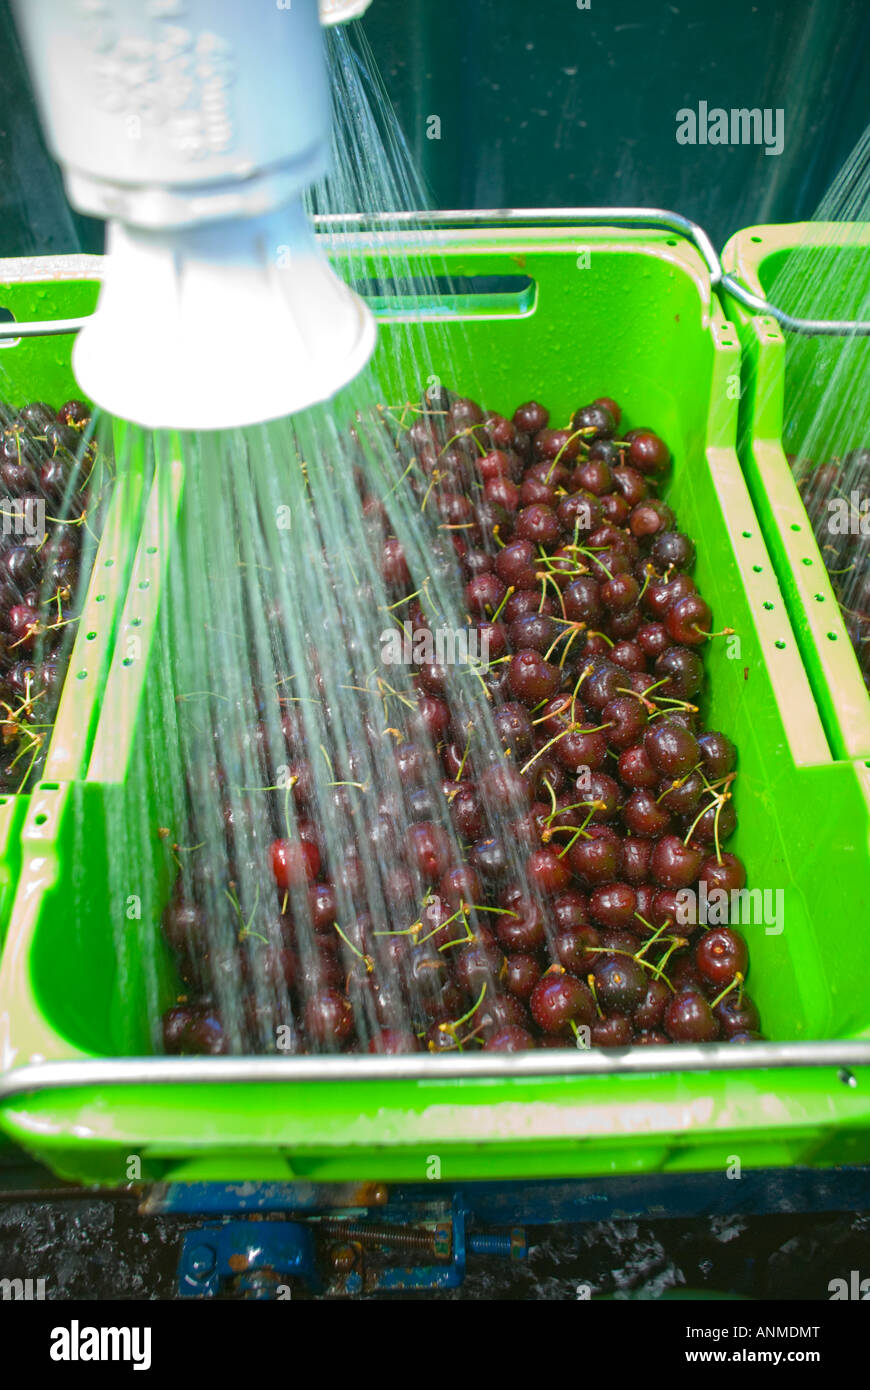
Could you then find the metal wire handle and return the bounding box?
[0,1039,868,1102]
[0,208,867,339]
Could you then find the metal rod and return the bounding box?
[0,1040,867,1103]
[0,209,866,339]
[0,316,94,339]
[718,270,870,336]
[314,209,870,335]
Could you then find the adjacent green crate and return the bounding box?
[2,229,869,1186]
[0,259,146,940]
[721,222,870,761]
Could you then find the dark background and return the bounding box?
[0,0,867,259]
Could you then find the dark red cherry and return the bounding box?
[665,594,714,646]
[636,622,671,661]
[505,953,542,1000]
[714,992,761,1039]
[515,503,561,547]
[513,401,549,433]
[508,649,562,703]
[622,788,672,838]
[530,970,596,1035]
[697,731,737,781]
[699,852,747,895]
[588,882,637,930]
[664,989,718,1042]
[534,427,581,463]
[557,490,603,536]
[602,695,647,749]
[469,837,510,882]
[270,837,320,889]
[695,927,748,986]
[612,464,647,507]
[627,430,670,476]
[629,498,675,539]
[620,837,653,884]
[564,576,603,625]
[526,846,572,895]
[644,720,700,778]
[654,646,704,699]
[485,1025,536,1051]
[617,744,660,790]
[453,936,507,994]
[568,828,621,885]
[632,977,670,1031]
[494,894,545,953]
[592,954,648,1012]
[495,539,539,590]
[688,797,737,844]
[571,402,616,440]
[550,924,600,976]
[590,1014,634,1047]
[551,890,591,930]
[650,834,704,889]
[650,530,695,573]
[657,771,705,817]
[406,821,451,881]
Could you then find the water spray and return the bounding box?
[10,0,376,430]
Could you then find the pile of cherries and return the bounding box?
[162,389,762,1055]
[794,448,870,689]
[0,399,95,792]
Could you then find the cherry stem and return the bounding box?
[572,663,595,701]
[634,917,673,957]
[544,622,584,664]
[557,803,602,855]
[586,973,605,1019]
[519,723,578,776]
[682,792,722,847]
[709,971,744,1010]
[444,981,487,1032]
[490,584,515,623]
[544,427,587,483]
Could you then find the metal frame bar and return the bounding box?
[0,208,867,337]
[0,1040,868,1103]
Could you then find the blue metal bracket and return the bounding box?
[175,1196,526,1297]
[178,1219,323,1298]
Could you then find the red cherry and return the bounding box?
[270,838,320,889]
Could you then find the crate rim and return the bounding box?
[1,1040,869,1104]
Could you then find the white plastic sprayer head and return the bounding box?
[11,0,376,430]
[320,0,375,22]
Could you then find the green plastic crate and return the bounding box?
[0,258,146,939]
[721,222,870,761]
[1,227,869,1187]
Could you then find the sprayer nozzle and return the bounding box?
[73,202,376,431]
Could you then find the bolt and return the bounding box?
[468,1232,516,1257]
[318,1219,449,1258]
[188,1244,216,1278]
